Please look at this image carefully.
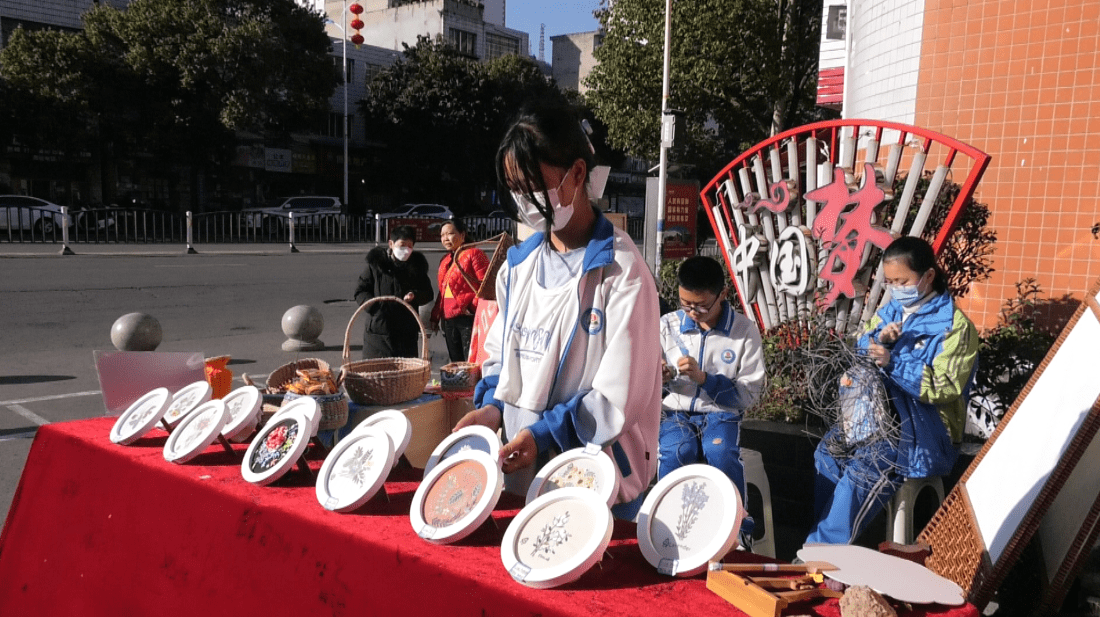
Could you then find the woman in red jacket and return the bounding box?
[430,219,490,362]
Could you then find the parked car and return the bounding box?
[0,195,68,235]
[242,196,344,232]
[376,203,454,219]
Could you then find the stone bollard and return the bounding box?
[281,305,324,351]
[111,312,163,351]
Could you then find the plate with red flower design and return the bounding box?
[242,408,312,486]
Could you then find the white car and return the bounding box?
[0,195,68,235]
[376,203,454,219]
[242,196,344,231]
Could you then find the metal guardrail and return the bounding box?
[2,207,656,248]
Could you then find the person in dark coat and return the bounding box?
[353,225,434,359]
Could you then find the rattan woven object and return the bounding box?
[341,295,431,405]
[265,358,332,393]
[284,390,348,432]
[473,232,514,301]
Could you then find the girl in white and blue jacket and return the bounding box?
[455,100,662,519]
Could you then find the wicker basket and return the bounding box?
[340,296,431,405]
[440,361,481,392]
[265,358,332,393]
[283,390,349,432]
[474,232,514,301]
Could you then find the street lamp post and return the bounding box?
[655,0,673,276]
[327,10,350,209]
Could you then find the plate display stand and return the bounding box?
[410,450,503,545]
[242,408,314,486]
[109,387,173,446]
[316,426,396,513]
[422,425,502,478]
[525,443,619,507]
[163,400,232,464]
[636,464,746,577]
[500,487,613,589]
[162,381,213,430]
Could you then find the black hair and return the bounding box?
[390,225,416,243]
[677,256,726,296]
[442,219,467,234]
[495,99,595,233]
[882,236,948,294]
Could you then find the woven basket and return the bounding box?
[283,390,349,432]
[341,295,431,405]
[474,232,514,301]
[265,358,332,393]
[440,361,481,392]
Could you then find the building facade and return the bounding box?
[550,30,603,94]
[821,0,1100,330]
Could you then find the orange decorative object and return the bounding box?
[204,355,233,399]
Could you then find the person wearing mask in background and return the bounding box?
[430,219,489,362]
[353,225,434,359]
[454,99,662,520]
[805,236,979,545]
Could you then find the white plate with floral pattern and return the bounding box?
[636,463,745,577]
[316,426,395,513]
[501,487,613,589]
[220,385,262,442]
[526,445,619,507]
[241,408,312,486]
[163,399,230,464]
[162,380,213,429]
[423,425,502,478]
[355,409,412,467]
[109,387,173,445]
[410,450,503,545]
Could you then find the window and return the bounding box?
[332,57,356,84]
[365,63,385,82]
[448,28,477,57]
[325,113,345,138]
[485,33,519,60]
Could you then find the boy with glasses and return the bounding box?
[659,256,766,548]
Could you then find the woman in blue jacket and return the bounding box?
[454,100,661,519]
[805,236,979,545]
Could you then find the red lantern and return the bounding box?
[349,3,364,48]
[350,19,364,30]
[351,34,364,46]
[349,3,363,14]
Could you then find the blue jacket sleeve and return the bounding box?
[524,390,588,454]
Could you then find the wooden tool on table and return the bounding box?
[706,561,843,617]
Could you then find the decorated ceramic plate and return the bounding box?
[272,397,320,437]
[796,543,965,605]
[409,450,503,545]
[221,385,263,442]
[636,463,745,577]
[501,487,613,589]
[109,387,173,445]
[357,409,412,466]
[526,445,619,507]
[162,380,213,428]
[163,400,230,464]
[316,426,395,513]
[241,408,312,486]
[423,425,502,478]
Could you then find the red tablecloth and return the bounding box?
[0,418,979,617]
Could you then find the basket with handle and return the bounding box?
[341,295,431,405]
[265,357,332,393]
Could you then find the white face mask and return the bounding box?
[391,246,412,262]
[510,171,577,232]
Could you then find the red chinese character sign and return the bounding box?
[701,119,990,332]
[662,181,698,259]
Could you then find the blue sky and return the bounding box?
[507,1,602,57]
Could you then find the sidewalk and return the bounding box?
[0,240,390,258]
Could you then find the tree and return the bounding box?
[586,0,832,177]
[0,0,335,208]
[360,36,566,212]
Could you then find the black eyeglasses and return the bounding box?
[680,295,721,315]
